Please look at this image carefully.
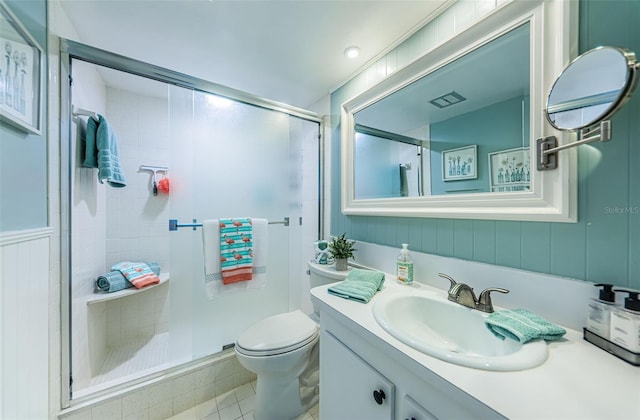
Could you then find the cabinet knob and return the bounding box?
[372,389,386,405]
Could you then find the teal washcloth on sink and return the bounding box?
[327,268,385,304]
[485,308,566,344]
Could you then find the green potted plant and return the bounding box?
[328,233,356,271]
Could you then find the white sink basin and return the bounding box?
[372,289,548,371]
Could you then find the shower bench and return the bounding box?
[86,272,170,305]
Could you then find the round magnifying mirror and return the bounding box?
[545,46,638,131]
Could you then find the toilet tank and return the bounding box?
[307,262,349,320]
[308,262,349,289]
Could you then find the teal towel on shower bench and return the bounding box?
[327,268,385,304]
[485,308,566,344]
[95,261,161,293]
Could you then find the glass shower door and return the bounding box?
[168,87,301,360]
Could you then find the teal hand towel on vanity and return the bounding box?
[485,308,566,343]
[328,268,385,303]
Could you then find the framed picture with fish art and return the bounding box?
[0,0,43,135]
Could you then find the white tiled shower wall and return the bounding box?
[71,71,172,391]
[103,87,171,346]
[70,59,109,391]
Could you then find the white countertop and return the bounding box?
[311,275,640,420]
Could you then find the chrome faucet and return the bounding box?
[438,273,509,313]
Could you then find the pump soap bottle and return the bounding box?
[586,283,616,339]
[396,243,414,285]
[610,289,640,353]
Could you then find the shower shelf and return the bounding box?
[87,272,170,305]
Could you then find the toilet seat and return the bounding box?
[236,310,318,357]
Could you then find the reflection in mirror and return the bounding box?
[546,47,637,131]
[353,22,530,198]
[354,124,426,199]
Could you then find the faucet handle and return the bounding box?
[477,287,509,313]
[437,273,457,290]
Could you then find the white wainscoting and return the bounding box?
[1,228,52,419]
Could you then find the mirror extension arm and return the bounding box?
[536,120,611,170]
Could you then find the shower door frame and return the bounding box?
[59,38,324,409]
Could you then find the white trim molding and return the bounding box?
[0,227,53,246]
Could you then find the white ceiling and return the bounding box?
[59,0,450,109]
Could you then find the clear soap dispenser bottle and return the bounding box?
[396,243,413,285]
[586,283,616,339]
[610,289,640,353]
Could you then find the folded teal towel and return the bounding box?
[327,268,385,303]
[96,115,126,188]
[485,309,566,343]
[96,271,131,293]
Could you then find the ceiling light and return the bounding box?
[344,46,360,59]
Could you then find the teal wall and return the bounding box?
[330,0,640,289]
[0,0,48,231]
[430,96,529,195]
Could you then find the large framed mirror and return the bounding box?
[341,0,578,222]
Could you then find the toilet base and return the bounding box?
[254,374,318,420]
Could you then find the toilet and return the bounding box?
[234,262,348,420]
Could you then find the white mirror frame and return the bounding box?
[341,0,578,222]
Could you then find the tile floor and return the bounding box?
[167,380,319,420]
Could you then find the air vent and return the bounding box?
[429,91,466,109]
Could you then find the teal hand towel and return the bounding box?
[327,268,385,304]
[485,308,566,343]
[82,117,98,168]
[96,115,127,188]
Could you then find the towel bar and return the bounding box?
[169,217,289,231]
[72,105,98,121]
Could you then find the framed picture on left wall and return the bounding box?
[0,0,43,135]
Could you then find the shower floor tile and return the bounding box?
[169,380,319,420]
[90,332,171,387]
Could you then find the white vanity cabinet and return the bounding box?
[320,330,394,419]
[317,306,505,420]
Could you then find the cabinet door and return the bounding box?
[402,394,437,420]
[320,330,394,420]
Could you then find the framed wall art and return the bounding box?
[442,145,477,181]
[0,0,43,135]
[488,147,530,192]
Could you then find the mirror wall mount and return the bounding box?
[537,120,610,170]
[538,47,639,171]
[341,0,578,222]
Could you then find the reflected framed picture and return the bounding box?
[0,0,43,135]
[442,145,477,181]
[488,147,530,192]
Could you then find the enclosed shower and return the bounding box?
[62,41,322,402]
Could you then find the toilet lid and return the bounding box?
[236,310,318,356]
